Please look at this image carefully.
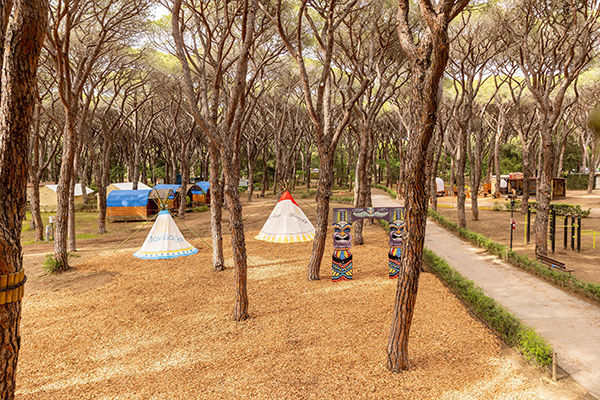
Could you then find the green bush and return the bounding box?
[423,248,553,367]
[566,174,589,190]
[428,208,600,305]
[503,200,590,217]
[193,205,209,213]
[43,254,63,273]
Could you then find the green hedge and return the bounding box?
[428,209,600,305]
[423,248,553,367]
[503,200,590,217]
[566,174,589,190]
[375,184,397,198]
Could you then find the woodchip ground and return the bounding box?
[17,195,591,399]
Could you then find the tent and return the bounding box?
[152,183,207,208]
[151,185,181,210]
[107,188,175,222]
[255,191,315,243]
[194,181,211,204]
[106,182,152,196]
[133,210,198,259]
[435,177,445,195]
[38,183,94,212]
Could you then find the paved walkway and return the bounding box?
[372,191,600,399]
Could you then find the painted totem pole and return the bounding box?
[388,209,405,279]
[331,207,405,281]
[332,210,353,282]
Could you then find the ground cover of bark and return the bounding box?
[16,196,587,399]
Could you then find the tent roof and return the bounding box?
[195,181,210,192]
[45,183,94,196]
[110,182,152,190]
[107,190,152,207]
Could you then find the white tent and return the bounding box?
[133,210,198,259]
[109,182,152,191]
[255,191,315,243]
[45,183,94,196]
[435,177,445,193]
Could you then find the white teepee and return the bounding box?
[255,191,315,243]
[133,210,198,259]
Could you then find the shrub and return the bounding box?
[503,200,590,217]
[193,205,209,213]
[43,254,63,273]
[428,208,600,305]
[375,184,397,198]
[423,248,553,367]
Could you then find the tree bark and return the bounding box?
[54,112,77,270]
[306,152,334,280]
[0,0,47,397]
[209,145,225,271]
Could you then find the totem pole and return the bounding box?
[388,209,405,279]
[332,211,353,281]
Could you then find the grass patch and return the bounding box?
[423,248,553,367]
[193,205,209,213]
[43,254,63,273]
[428,208,600,305]
[300,189,317,199]
[331,195,353,204]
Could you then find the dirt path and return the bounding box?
[372,190,600,399]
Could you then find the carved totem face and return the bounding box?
[333,221,352,248]
[389,220,405,247]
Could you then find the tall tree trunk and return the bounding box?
[29,124,43,241]
[221,152,248,320]
[0,1,47,397]
[246,145,254,202]
[261,146,268,197]
[96,140,111,234]
[304,144,311,189]
[132,143,141,190]
[67,173,76,251]
[534,128,554,255]
[209,145,225,271]
[521,147,531,214]
[306,151,334,280]
[54,112,77,270]
[179,148,189,219]
[353,121,372,245]
[456,133,467,228]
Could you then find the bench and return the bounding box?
[536,252,574,274]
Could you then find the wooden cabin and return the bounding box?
[106,189,175,222]
[153,184,207,209]
[506,173,566,200]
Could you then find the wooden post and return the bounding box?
[577,217,581,253]
[552,351,557,381]
[571,215,575,251]
[564,215,568,249]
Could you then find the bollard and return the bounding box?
[564,215,568,249]
[571,215,575,251]
[550,208,556,253]
[552,352,557,381]
[577,216,581,253]
[527,205,531,244]
[44,225,52,242]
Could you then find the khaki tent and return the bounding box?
[38,184,94,212]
